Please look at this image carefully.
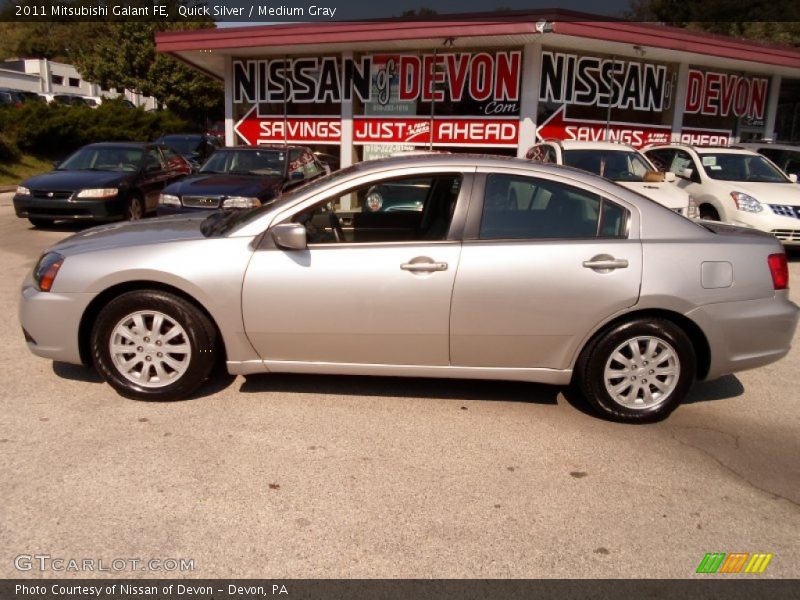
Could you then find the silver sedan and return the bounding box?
[19,155,800,422]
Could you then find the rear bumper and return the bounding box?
[14,194,127,221]
[687,292,799,380]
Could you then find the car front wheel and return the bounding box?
[90,290,218,401]
[576,318,695,422]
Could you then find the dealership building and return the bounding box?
[156,11,800,168]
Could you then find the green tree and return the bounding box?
[69,21,223,123]
[626,0,800,46]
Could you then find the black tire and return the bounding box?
[28,217,54,228]
[699,204,719,221]
[90,290,218,401]
[575,318,695,423]
[126,194,144,221]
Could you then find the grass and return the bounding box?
[0,153,53,187]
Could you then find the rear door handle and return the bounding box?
[401,261,448,272]
[583,254,629,271]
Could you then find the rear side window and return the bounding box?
[479,174,627,240]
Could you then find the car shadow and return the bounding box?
[52,361,238,401]
[682,374,744,404]
[238,373,561,405]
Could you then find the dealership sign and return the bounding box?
[536,106,731,149]
[234,107,518,146]
[539,52,670,111]
[684,69,767,119]
[232,51,520,105]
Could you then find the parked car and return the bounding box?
[0,88,24,107]
[739,142,800,179]
[526,141,698,218]
[50,94,89,107]
[17,91,47,104]
[157,145,326,216]
[20,155,798,422]
[313,151,340,173]
[155,133,221,170]
[644,144,800,245]
[13,142,193,228]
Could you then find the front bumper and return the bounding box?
[687,291,799,380]
[14,194,127,221]
[156,204,217,217]
[729,209,800,246]
[19,280,96,365]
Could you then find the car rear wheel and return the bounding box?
[90,290,218,401]
[576,318,695,422]
[126,195,144,221]
[28,217,53,228]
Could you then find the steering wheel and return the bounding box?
[328,211,345,242]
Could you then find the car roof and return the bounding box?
[85,142,153,149]
[646,144,758,156]
[556,140,638,152]
[740,142,800,151]
[215,145,306,152]
[158,133,205,139]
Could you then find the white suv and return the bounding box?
[739,142,800,179]
[644,144,800,245]
[526,141,697,218]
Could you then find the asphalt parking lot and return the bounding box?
[0,193,798,579]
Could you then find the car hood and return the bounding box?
[716,181,800,206]
[23,169,132,190]
[617,181,688,210]
[47,215,209,256]
[165,174,282,198]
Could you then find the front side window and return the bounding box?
[292,174,462,244]
[479,173,626,240]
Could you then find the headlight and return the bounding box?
[16,186,30,196]
[687,195,699,219]
[76,188,118,198]
[159,193,181,207]
[730,192,762,213]
[33,252,64,292]
[222,196,261,209]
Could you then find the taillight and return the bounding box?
[768,253,789,290]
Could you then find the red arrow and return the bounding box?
[234,105,260,146]
[535,104,568,141]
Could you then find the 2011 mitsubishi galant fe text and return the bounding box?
[19,155,799,422]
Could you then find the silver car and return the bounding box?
[19,155,800,422]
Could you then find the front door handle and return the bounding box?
[401,260,448,273]
[583,254,629,272]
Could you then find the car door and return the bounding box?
[241,169,473,367]
[450,169,642,371]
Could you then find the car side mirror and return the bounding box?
[677,168,694,180]
[271,223,307,251]
[789,174,798,183]
[664,171,676,182]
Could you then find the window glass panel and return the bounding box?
[479,173,624,240]
[293,174,462,244]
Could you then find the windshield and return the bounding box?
[159,137,202,155]
[200,149,286,176]
[58,146,143,172]
[563,149,653,182]
[699,153,789,182]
